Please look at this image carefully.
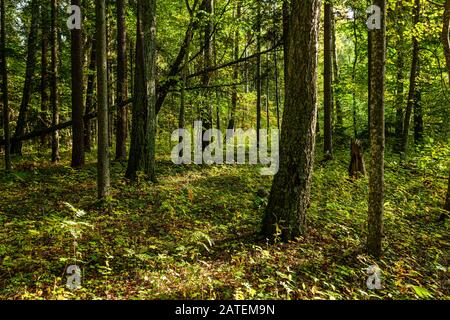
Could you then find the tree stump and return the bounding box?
[349,139,366,178]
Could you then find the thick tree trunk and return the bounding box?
[262,0,321,240]
[1,0,10,170]
[71,0,85,168]
[349,139,366,178]
[96,0,111,198]
[126,6,147,180]
[323,1,333,159]
[115,0,128,161]
[50,0,59,162]
[400,0,420,154]
[11,0,39,155]
[367,0,386,259]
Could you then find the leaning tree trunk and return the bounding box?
[400,0,420,155]
[11,0,39,155]
[115,0,128,161]
[71,0,85,168]
[323,1,333,159]
[96,0,110,198]
[367,0,386,259]
[1,0,10,170]
[262,0,321,240]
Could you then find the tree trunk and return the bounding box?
[400,0,420,155]
[84,39,96,152]
[352,9,358,139]
[1,0,10,171]
[323,1,333,159]
[349,139,366,178]
[40,4,49,146]
[442,1,450,215]
[115,0,128,161]
[367,0,386,259]
[71,0,85,168]
[262,0,320,240]
[126,5,147,180]
[50,0,59,162]
[11,0,39,155]
[227,1,240,131]
[256,0,262,147]
[332,12,343,132]
[413,85,423,144]
[141,0,157,182]
[394,0,405,152]
[96,0,111,198]
[445,174,450,212]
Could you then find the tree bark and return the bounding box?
[332,12,342,132]
[1,0,10,171]
[394,0,405,151]
[367,0,386,259]
[40,4,49,145]
[115,0,128,161]
[71,0,85,168]
[262,0,321,240]
[96,0,111,198]
[323,1,333,159]
[84,39,96,151]
[141,0,157,182]
[227,1,240,131]
[256,0,262,147]
[400,0,420,154]
[50,0,59,162]
[11,0,39,155]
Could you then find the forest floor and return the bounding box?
[0,143,449,300]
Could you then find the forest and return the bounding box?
[0,0,449,300]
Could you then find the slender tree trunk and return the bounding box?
[265,53,270,129]
[96,0,110,198]
[71,0,85,168]
[332,12,343,132]
[84,40,96,152]
[200,0,213,150]
[352,9,358,139]
[11,0,39,155]
[367,0,386,259]
[256,0,262,147]
[40,5,49,146]
[262,0,321,240]
[115,0,128,161]
[323,1,333,159]
[441,1,450,214]
[394,0,404,151]
[400,0,420,155]
[1,0,10,171]
[228,1,240,131]
[413,85,423,144]
[141,0,157,182]
[50,0,59,162]
[442,1,450,77]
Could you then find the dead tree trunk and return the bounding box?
[349,139,366,178]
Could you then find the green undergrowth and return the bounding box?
[0,144,448,300]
